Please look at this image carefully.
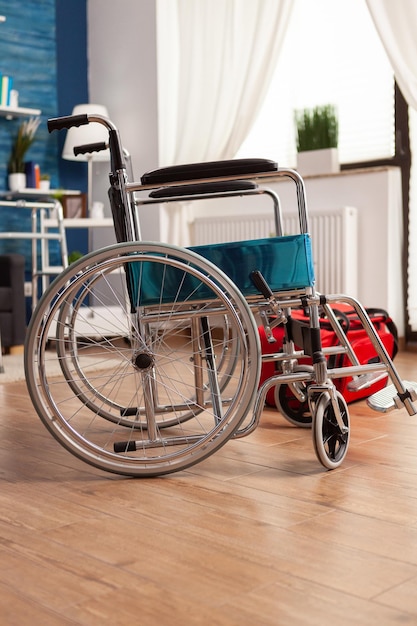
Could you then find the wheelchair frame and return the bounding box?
[23,112,417,477]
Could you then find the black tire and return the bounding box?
[312,390,350,469]
[274,365,313,428]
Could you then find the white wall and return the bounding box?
[87,0,161,241]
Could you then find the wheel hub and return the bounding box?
[133,352,154,371]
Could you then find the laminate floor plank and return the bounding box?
[0,351,416,624]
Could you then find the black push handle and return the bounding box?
[74,141,107,157]
[48,115,126,172]
[250,270,274,299]
[47,114,89,133]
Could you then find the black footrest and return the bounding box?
[141,158,278,186]
[149,180,258,199]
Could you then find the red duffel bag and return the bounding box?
[259,305,398,407]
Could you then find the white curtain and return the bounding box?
[366,0,417,331]
[156,0,293,245]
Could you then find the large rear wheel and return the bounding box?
[25,242,260,477]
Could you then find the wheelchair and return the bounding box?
[23,112,417,477]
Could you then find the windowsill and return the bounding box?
[263,164,400,183]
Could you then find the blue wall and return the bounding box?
[56,0,88,191]
[0,0,88,266]
[0,0,59,190]
[0,0,88,191]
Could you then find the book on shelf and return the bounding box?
[24,161,40,189]
[0,75,13,106]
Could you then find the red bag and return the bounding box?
[330,307,398,403]
[259,305,398,407]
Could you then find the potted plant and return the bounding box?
[294,104,339,176]
[40,173,51,191]
[7,116,41,190]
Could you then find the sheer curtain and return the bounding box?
[156,0,293,245]
[238,0,395,166]
[366,0,417,331]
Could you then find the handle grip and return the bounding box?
[250,270,274,298]
[74,142,107,157]
[47,114,89,133]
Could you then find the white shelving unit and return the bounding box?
[3,188,81,199]
[0,105,41,120]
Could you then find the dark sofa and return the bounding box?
[0,254,26,350]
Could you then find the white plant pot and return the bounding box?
[296,148,339,177]
[8,172,26,191]
[39,180,51,191]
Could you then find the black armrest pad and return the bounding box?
[141,158,278,185]
[149,180,258,199]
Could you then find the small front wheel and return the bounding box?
[312,391,350,469]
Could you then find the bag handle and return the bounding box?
[365,308,399,358]
[329,306,399,359]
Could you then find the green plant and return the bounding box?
[294,104,338,152]
[68,250,84,264]
[40,173,50,181]
[8,117,41,173]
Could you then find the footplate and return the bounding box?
[367,381,417,413]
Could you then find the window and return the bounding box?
[237,0,395,167]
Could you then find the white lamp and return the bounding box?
[62,103,110,215]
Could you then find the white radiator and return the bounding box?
[192,206,358,295]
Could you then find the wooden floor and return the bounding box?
[1,351,417,625]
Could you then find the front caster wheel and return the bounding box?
[312,391,350,469]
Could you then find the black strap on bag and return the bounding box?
[321,306,399,359]
[319,308,350,333]
[361,308,399,358]
[286,305,399,361]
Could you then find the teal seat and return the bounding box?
[128,234,315,307]
[190,233,315,295]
